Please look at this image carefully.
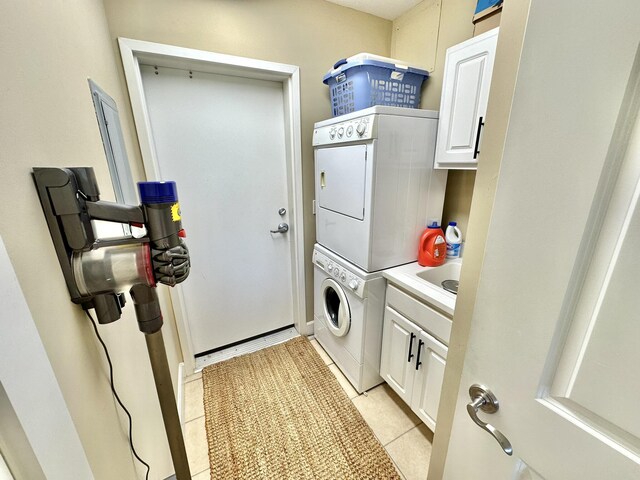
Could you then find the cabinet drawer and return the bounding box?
[386,284,452,345]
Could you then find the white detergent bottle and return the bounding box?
[445,221,462,258]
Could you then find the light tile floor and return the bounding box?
[183,338,433,480]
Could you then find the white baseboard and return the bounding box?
[195,327,300,370]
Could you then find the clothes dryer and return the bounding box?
[313,106,447,272]
[313,244,386,393]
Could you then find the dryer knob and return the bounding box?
[327,263,333,272]
[348,279,359,290]
[340,272,347,282]
[346,125,354,137]
[356,122,366,136]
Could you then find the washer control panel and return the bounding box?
[313,249,364,297]
[312,114,376,146]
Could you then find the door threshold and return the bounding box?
[194,326,300,371]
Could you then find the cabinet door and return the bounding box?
[434,27,499,170]
[411,330,448,431]
[380,306,420,404]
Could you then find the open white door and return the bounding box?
[444,1,640,478]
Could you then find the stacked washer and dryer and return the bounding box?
[312,106,447,393]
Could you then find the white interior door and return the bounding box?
[140,65,294,354]
[444,1,640,479]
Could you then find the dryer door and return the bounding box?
[321,278,351,337]
[315,144,367,220]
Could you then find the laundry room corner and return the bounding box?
[392,0,479,240]
[101,0,395,330]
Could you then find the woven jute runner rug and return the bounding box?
[202,336,401,479]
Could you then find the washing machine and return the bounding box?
[313,106,447,272]
[313,244,386,393]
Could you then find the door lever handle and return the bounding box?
[466,384,513,456]
[270,223,289,234]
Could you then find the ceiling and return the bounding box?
[324,0,423,20]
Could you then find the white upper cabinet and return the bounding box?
[434,27,499,170]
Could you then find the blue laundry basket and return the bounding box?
[323,54,429,117]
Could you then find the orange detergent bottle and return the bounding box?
[418,222,447,267]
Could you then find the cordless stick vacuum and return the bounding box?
[32,167,192,479]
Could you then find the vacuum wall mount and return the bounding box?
[33,166,192,479]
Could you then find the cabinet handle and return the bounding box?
[415,339,424,370]
[473,116,485,159]
[408,332,416,362]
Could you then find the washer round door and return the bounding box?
[321,278,351,337]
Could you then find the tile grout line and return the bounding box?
[387,455,407,480]
[184,376,203,385]
[185,413,206,425]
[191,466,208,478]
[383,423,422,447]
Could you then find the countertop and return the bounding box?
[382,260,460,317]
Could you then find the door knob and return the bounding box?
[270,223,289,234]
[466,384,513,456]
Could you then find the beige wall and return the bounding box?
[392,0,501,245]
[0,1,181,478]
[474,10,502,35]
[391,0,442,72]
[392,0,477,240]
[102,0,393,324]
[440,12,502,243]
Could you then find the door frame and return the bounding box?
[118,38,306,373]
[428,2,530,477]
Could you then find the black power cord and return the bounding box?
[85,311,151,480]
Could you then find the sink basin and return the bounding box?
[383,259,463,317]
[416,261,462,286]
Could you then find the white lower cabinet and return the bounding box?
[380,285,450,431]
[410,329,448,431]
[380,307,420,403]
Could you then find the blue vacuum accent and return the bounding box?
[138,181,178,204]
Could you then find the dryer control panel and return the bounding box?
[313,249,365,298]
[312,114,376,146]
